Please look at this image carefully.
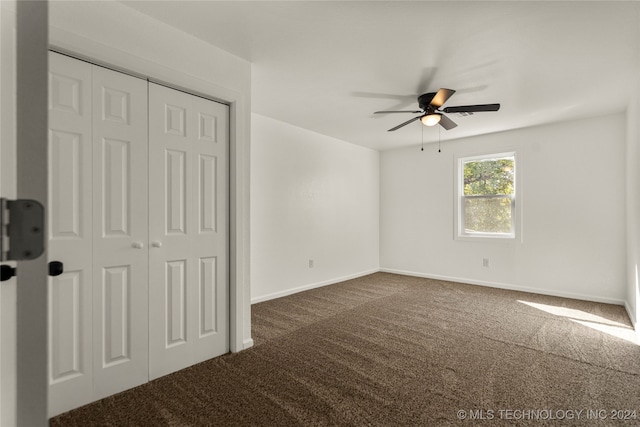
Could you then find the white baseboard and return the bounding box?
[379,268,627,306]
[251,269,379,304]
[242,338,254,350]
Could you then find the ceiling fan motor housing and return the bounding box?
[418,92,437,112]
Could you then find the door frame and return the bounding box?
[47,29,251,354]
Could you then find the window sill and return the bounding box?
[455,233,516,243]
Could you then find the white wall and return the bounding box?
[251,114,379,302]
[48,0,252,349]
[381,113,627,304]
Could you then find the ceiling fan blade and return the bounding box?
[439,114,457,130]
[388,116,421,132]
[442,103,500,113]
[430,88,456,108]
[374,110,423,114]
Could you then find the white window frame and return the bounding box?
[454,151,519,241]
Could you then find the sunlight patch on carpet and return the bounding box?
[518,300,638,346]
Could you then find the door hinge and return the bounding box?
[0,197,45,262]
[0,198,65,281]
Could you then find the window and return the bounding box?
[458,152,516,238]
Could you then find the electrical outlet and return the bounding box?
[309,259,314,268]
[483,258,490,268]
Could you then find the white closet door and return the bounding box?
[48,52,94,415]
[48,53,149,416]
[91,65,149,399]
[148,83,229,380]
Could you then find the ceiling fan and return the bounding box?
[374,88,500,131]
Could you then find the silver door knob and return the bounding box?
[132,242,144,249]
[151,241,162,248]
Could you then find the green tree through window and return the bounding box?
[461,155,515,235]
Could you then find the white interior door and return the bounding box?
[90,64,148,400]
[148,83,229,380]
[48,52,149,416]
[16,2,50,424]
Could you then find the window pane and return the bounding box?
[464,196,512,234]
[463,158,514,196]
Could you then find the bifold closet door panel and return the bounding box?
[48,52,150,416]
[148,83,229,380]
[48,52,94,416]
[91,65,149,400]
[191,94,229,364]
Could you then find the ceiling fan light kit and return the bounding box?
[421,113,441,127]
[374,88,500,132]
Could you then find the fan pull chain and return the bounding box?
[421,124,424,151]
[438,125,441,153]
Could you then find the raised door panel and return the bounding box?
[199,257,217,337]
[91,65,149,400]
[166,149,187,235]
[102,138,130,236]
[166,260,187,346]
[47,52,94,417]
[49,130,82,238]
[102,266,131,367]
[49,271,82,383]
[199,155,216,234]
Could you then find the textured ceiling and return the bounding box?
[123,1,639,151]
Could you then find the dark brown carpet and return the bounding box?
[50,272,640,426]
